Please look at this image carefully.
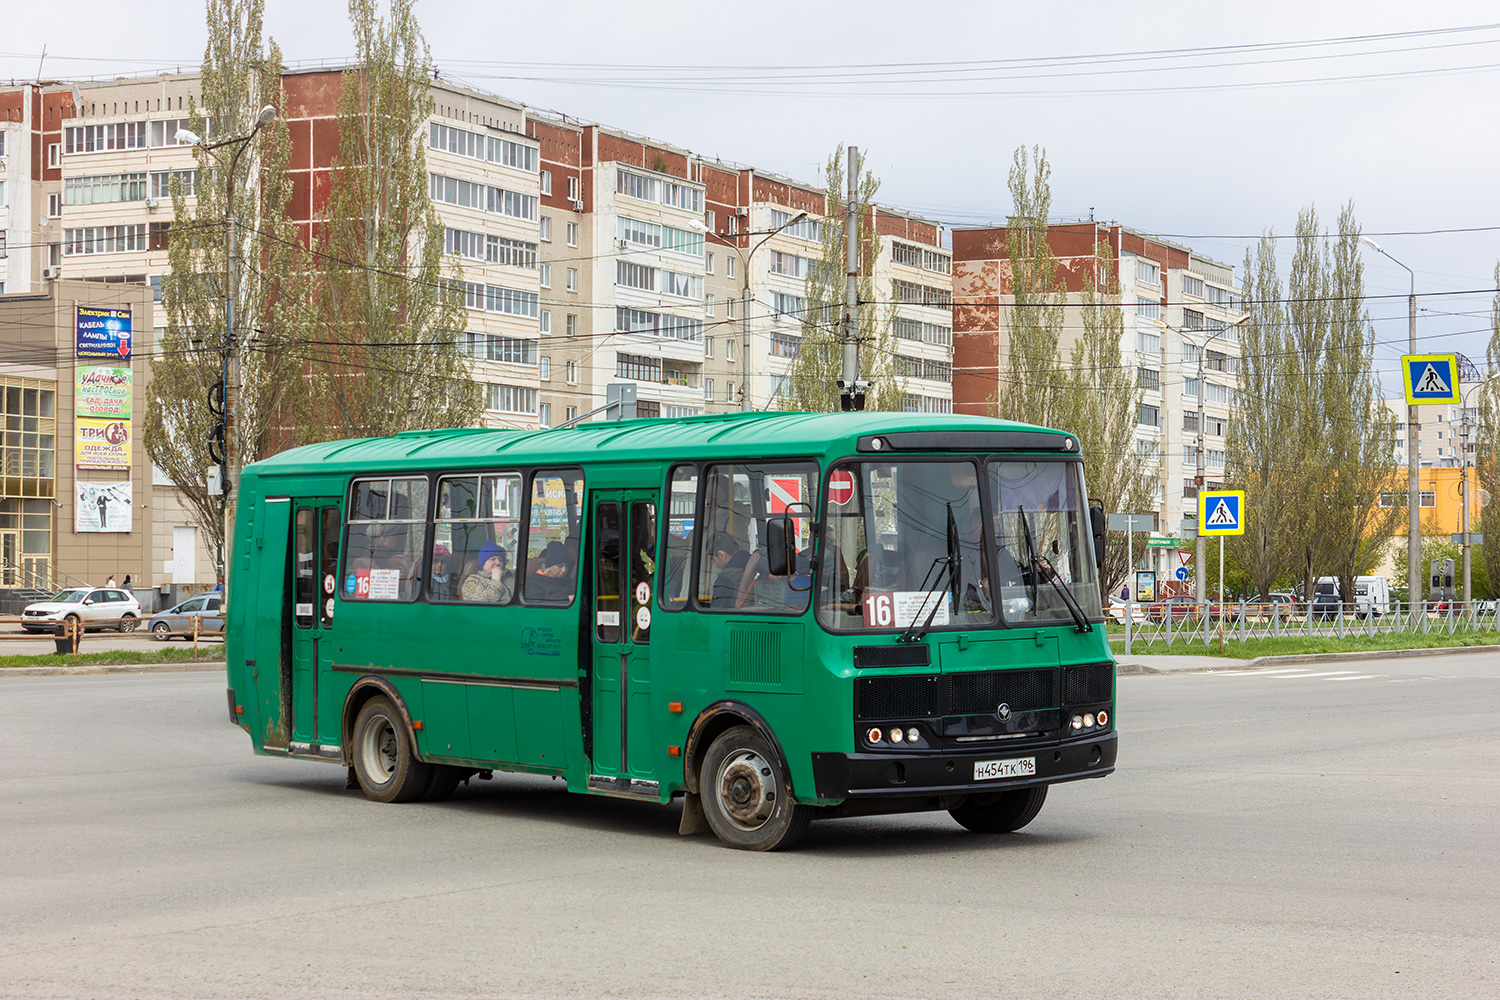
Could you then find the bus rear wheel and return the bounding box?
[352,696,432,804]
[949,785,1047,834]
[700,725,812,851]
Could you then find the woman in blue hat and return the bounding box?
[461,540,514,603]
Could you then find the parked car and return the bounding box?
[148,593,225,640]
[1107,596,1146,625]
[1311,577,1344,620]
[1248,592,1302,621]
[1353,576,1391,618]
[1148,595,1203,623]
[21,587,142,633]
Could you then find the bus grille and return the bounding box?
[855,668,1057,720]
[947,669,1057,715]
[1063,663,1113,704]
[855,675,940,719]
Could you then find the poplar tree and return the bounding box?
[1479,263,1500,593]
[143,0,304,580]
[988,145,1067,425]
[298,0,480,438]
[781,144,900,413]
[1059,244,1153,595]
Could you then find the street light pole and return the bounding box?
[696,210,807,412]
[178,104,277,597]
[1362,238,1419,621]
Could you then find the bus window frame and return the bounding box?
[520,466,586,608]
[676,457,820,617]
[341,474,430,605]
[428,468,525,607]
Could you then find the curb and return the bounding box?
[1119,643,1500,675]
[1,660,226,678]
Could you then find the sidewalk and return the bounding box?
[1118,644,1500,675]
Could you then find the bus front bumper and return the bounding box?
[809,731,1116,800]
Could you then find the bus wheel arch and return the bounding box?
[341,678,423,764]
[682,701,790,797]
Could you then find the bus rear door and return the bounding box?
[289,500,341,755]
[588,491,659,795]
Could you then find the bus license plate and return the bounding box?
[974,757,1036,781]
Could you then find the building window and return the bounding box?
[725,338,735,362]
[1135,257,1160,285]
[48,143,61,168]
[149,169,198,199]
[615,352,662,382]
[1183,308,1205,331]
[705,294,714,317]
[1183,275,1204,298]
[1138,404,1159,427]
[540,216,551,242]
[65,122,146,154]
[65,172,149,206]
[567,175,579,201]
[704,378,714,400]
[1135,296,1161,320]
[705,337,713,358]
[1138,368,1160,392]
[484,383,539,414]
[148,222,170,252]
[726,297,737,320]
[539,263,551,288]
[540,170,552,195]
[539,309,551,335]
[538,402,551,428]
[565,406,578,423]
[63,225,148,255]
[566,268,578,292]
[566,221,578,246]
[48,193,62,218]
[705,252,714,274]
[1137,332,1160,355]
[540,357,552,380]
[566,313,577,337]
[726,381,736,402]
[1183,377,1200,398]
[566,361,578,385]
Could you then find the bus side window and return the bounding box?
[524,471,584,605]
[344,476,427,602]
[662,465,697,610]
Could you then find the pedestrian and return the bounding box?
[214,579,224,593]
[106,574,116,588]
[1120,584,1129,601]
[122,574,132,592]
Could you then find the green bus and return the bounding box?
[225,411,1116,850]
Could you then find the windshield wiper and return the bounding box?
[1016,504,1091,633]
[897,555,952,644]
[945,502,962,615]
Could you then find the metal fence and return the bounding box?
[1115,601,1500,649]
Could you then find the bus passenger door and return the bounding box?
[289,500,340,752]
[588,491,658,790]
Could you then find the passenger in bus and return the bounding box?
[461,540,514,603]
[710,533,750,606]
[528,541,576,602]
[429,545,457,601]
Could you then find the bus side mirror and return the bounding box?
[1089,500,1106,572]
[767,517,792,577]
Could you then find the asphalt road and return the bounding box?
[1,652,1496,999]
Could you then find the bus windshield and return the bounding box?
[818,458,1100,631]
[989,460,1101,624]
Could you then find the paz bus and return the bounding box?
[224,411,1117,850]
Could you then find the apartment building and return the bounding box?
[1384,370,1487,469]
[874,207,954,414]
[953,222,1247,584]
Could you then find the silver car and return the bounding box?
[147,593,225,640]
[22,587,143,632]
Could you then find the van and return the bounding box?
[1354,575,1391,618]
[1311,577,1342,620]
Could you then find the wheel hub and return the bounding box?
[716,749,776,831]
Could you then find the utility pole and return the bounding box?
[839,145,862,412]
[740,285,752,411]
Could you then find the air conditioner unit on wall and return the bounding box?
[571,198,584,212]
[42,266,60,280]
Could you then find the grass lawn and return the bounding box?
[1110,630,1500,659]
[0,645,224,669]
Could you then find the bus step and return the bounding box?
[588,775,661,798]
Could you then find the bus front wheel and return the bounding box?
[352,696,432,804]
[949,785,1047,834]
[700,725,812,851]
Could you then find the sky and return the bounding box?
[4,0,1498,394]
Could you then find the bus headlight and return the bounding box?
[889,728,904,743]
[1071,714,1084,730]
[1097,710,1109,727]
[1083,713,1096,728]
[866,727,883,743]
[906,727,920,744]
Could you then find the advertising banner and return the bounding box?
[75,481,133,533]
[75,418,132,471]
[76,306,133,360]
[75,365,133,419]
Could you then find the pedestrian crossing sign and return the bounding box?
[1199,490,1245,535]
[1402,354,1460,404]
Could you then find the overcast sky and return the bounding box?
[5,0,1497,392]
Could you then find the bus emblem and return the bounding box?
[996,703,1011,720]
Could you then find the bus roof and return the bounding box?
[244,411,1075,479]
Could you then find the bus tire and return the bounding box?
[352,696,431,804]
[421,765,465,802]
[949,785,1047,834]
[700,725,812,851]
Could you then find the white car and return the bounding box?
[22,587,143,633]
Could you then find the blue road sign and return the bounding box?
[1199,490,1245,536]
[1175,566,1189,581]
[1402,354,1460,404]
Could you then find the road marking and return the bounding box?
[1324,675,1378,681]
